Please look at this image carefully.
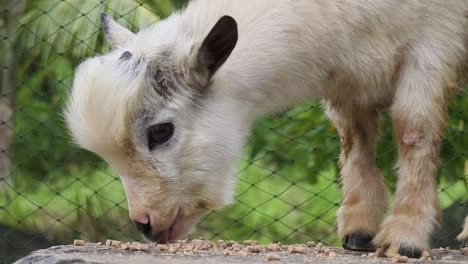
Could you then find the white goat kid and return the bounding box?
[65,0,468,258]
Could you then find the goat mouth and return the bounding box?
[153,209,199,244]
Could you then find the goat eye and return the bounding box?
[147,122,174,150]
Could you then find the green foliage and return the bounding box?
[10,0,165,184]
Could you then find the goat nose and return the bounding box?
[134,221,151,236]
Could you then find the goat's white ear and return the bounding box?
[195,16,238,79]
[100,13,135,48]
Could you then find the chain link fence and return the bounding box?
[1,0,467,263]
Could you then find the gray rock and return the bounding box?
[13,244,468,264]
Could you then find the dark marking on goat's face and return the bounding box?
[146,61,181,98]
[120,51,132,60]
[144,53,210,99]
[100,13,111,36]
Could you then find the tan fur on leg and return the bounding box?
[374,51,458,256]
[457,216,468,243]
[373,121,440,256]
[325,104,387,241]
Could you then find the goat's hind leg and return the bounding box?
[325,104,388,251]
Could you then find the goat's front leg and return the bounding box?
[325,104,387,251]
[374,62,453,258]
[457,216,468,248]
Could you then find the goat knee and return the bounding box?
[401,127,424,147]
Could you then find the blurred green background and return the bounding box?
[0,0,467,263]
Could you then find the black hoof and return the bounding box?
[462,239,468,249]
[342,233,375,251]
[398,245,422,258]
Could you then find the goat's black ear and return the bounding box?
[100,13,135,48]
[196,16,238,78]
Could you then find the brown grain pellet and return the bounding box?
[288,245,307,254]
[105,239,121,247]
[392,255,409,263]
[306,241,316,247]
[129,242,148,251]
[231,243,242,251]
[264,253,280,261]
[246,245,262,253]
[196,241,213,250]
[223,249,235,256]
[73,239,85,246]
[226,240,237,247]
[120,243,130,250]
[167,243,181,254]
[243,240,259,246]
[217,240,227,249]
[156,244,168,251]
[420,250,431,260]
[266,243,282,252]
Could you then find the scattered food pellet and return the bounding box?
[440,247,450,254]
[316,253,326,260]
[420,250,431,260]
[288,245,307,254]
[168,247,178,254]
[266,243,282,252]
[306,241,316,247]
[247,245,262,253]
[243,240,259,246]
[231,243,242,250]
[223,249,235,256]
[392,255,409,263]
[105,239,121,247]
[120,243,130,250]
[73,239,85,246]
[264,253,280,261]
[67,239,461,263]
[226,240,237,247]
[129,242,148,251]
[218,240,227,248]
[95,242,101,246]
[193,240,213,250]
[156,244,168,251]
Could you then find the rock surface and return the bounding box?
[14,243,468,264]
